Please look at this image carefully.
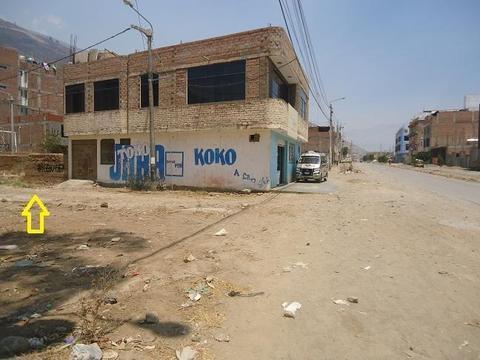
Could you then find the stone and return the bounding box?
[70,343,102,360]
[100,202,108,208]
[0,336,31,356]
[214,333,231,342]
[145,312,159,324]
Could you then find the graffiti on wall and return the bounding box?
[109,144,165,181]
[37,163,64,173]
[194,148,237,166]
[234,169,270,189]
[165,151,184,177]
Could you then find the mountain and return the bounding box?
[0,18,70,63]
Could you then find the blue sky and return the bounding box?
[2,0,479,150]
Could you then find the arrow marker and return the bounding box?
[21,194,50,234]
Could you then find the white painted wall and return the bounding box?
[73,129,273,191]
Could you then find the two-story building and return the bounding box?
[63,27,309,190]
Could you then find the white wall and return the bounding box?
[81,129,273,191]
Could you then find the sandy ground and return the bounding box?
[0,164,479,359]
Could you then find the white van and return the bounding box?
[296,151,328,182]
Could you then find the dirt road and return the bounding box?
[0,164,479,359]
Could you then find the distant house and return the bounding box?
[408,98,479,168]
[0,47,64,152]
[394,126,409,163]
[304,125,340,163]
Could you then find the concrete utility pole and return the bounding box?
[124,0,156,181]
[329,97,346,167]
[10,97,14,153]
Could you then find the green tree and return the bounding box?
[342,146,349,157]
[43,132,66,153]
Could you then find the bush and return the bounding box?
[43,133,66,153]
[412,151,431,164]
[126,175,167,191]
[362,153,375,162]
[377,154,388,163]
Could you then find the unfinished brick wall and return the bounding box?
[63,27,309,141]
[0,153,66,180]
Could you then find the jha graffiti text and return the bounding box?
[110,144,165,181]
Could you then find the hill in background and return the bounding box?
[0,17,70,63]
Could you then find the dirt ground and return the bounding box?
[0,164,479,359]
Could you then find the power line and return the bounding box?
[278,0,330,122]
[134,0,146,50]
[0,27,132,84]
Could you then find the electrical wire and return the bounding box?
[278,0,330,122]
[0,27,132,84]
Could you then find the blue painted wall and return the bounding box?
[269,131,302,187]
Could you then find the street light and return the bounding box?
[123,0,156,181]
[0,89,15,153]
[329,97,346,167]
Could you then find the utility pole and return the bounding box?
[328,97,346,167]
[10,98,14,153]
[329,103,333,167]
[124,0,156,181]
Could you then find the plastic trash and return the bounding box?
[332,299,349,305]
[176,346,198,360]
[214,229,227,236]
[282,301,302,318]
[70,343,102,360]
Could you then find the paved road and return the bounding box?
[359,163,480,206]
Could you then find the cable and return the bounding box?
[134,0,146,50]
[0,27,132,83]
[278,0,330,121]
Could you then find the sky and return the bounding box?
[2,0,480,151]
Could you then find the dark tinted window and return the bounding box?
[100,139,115,165]
[188,60,245,104]
[299,88,307,118]
[65,83,85,114]
[94,79,119,111]
[120,138,130,145]
[270,70,288,101]
[141,73,159,107]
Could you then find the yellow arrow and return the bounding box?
[21,194,50,234]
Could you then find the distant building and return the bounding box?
[0,47,64,152]
[304,125,340,162]
[394,126,409,162]
[408,103,479,168]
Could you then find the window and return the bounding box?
[404,135,409,141]
[270,69,288,102]
[65,83,85,114]
[94,79,119,111]
[120,138,130,146]
[289,144,295,163]
[0,64,7,70]
[20,106,28,115]
[100,139,115,165]
[299,88,307,118]
[188,60,245,104]
[0,84,6,89]
[19,70,28,88]
[249,134,260,142]
[140,73,159,107]
[406,144,409,150]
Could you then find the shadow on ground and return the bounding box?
[0,229,190,357]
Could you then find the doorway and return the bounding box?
[277,145,285,185]
[72,140,97,180]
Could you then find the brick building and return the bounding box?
[409,107,479,168]
[304,125,331,153]
[0,47,64,152]
[63,27,309,190]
